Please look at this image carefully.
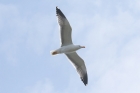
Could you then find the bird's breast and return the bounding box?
[60,45,79,53]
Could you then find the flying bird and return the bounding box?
[51,7,88,86]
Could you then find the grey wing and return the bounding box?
[56,7,73,46]
[65,52,88,86]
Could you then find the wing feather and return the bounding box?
[65,52,88,86]
[56,7,73,46]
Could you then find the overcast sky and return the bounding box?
[0,0,140,93]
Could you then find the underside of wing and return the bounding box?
[65,52,88,86]
[56,7,73,46]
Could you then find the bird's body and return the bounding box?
[51,44,82,55]
[51,7,88,86]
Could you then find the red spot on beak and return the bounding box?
[81,46,85,48]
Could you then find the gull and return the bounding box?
[51,7,88,86]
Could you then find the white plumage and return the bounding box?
[51,7,88,86]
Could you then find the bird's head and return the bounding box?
[78,45,85,48]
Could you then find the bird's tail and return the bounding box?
[50,50,58,55]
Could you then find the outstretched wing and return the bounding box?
[65,52,88,86]
[56,7,73,46]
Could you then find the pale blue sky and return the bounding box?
[0,0,140,93]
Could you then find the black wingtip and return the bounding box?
[81,73,88,86]
[56,6,66,18]
[56,6,58,9]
